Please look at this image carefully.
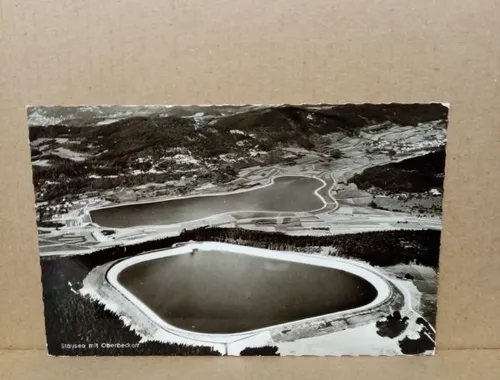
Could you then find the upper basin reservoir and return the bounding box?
[116,249,378,334]
[91,176,325,228]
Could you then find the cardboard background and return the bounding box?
[0,0,499,377]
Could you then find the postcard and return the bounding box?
[28,103,448,356]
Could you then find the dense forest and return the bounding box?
[74,227,441,269]
[41,226,441,355]
[351,150,446,193]
[41,255,220,356]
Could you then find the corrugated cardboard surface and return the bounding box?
[0,0,499,378]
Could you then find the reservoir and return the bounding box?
[116,249,378,334]
[90,176,325,228]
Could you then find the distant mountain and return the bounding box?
[27,104,268,127]
[29,103,449,170]
[27,103,448,129]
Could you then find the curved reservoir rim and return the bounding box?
[116,253,379,332]
[87,175,330,227]
[105,242,392,340]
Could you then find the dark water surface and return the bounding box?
[117,250,377,333]
[91,176,324,228]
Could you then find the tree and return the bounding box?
[329,148,343,159]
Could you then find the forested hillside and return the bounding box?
[30,103,448,203]
[351,150,446,193]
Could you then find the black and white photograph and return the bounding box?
[29,103,448,356]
